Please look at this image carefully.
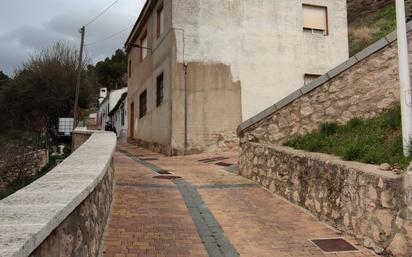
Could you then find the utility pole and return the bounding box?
[72,26,85,151]
[74,26,85,129]
[396,0,412,157]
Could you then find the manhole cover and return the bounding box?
[311,238,358,252]
[153,176,182,180]
[215,162,233,167]
[157,170,171,175]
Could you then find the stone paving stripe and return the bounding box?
[120,149,240,257]
[116,182,257,190]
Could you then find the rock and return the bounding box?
[387,233,409,257]
[377,98,394,109]
[300,105,315,116]
[379,163,391,171]
[381,190,393,208]
[376,209,393,236]
[325,107,337,116]
[367,185,378,201]
[344,213,350,227]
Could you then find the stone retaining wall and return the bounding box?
[240,142,411,256]
[0,132,116,257]
[238,28,412,145]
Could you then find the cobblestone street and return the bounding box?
[102,144,377,257]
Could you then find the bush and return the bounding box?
[320,122,338,136]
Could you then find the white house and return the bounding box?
[125,0,349,155]
[97,87,128,131]
[109,92,128,142]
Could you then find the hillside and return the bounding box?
[348,1,397,56]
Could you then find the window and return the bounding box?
[303,4,328,35]
[156,73,164,106]
[157,4,164,38]
[304,74,321,85]
[139,90,147,118]
[128,60,131,78]
[140,32,148,61]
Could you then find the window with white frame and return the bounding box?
[302,4,328,35]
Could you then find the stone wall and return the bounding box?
[0,149,48,191]
[240,142,411,256]
[0,132,117,257]
[238,31,412,145]
[29,160,114,257]
[72,129,94,151]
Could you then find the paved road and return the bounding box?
[102,144,376,257]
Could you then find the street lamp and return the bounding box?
[396,0,412,157]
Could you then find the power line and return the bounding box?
[85,26,132,46]
[84,0,121,27]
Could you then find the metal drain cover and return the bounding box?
[157,170,171,175]
[311,238,357,252]
[198,157,229,163]
[153,176,182,180]
[215,162,233,167]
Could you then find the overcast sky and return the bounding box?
[0,0,145,76]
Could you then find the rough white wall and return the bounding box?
[172,0,349,120]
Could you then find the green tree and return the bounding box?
[0,70,9,89]
[0,42,97,134]
[94,49,127,91]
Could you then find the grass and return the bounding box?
[284,104,412,170]
[0,153,69,200]
[349,3,397,56]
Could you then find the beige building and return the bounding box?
[125,0,349,155]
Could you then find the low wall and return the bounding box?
[240,142,411,256]
[0,131,117,257]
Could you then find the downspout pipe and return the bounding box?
[396,0,412,156]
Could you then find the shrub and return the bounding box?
[320,122,338,136]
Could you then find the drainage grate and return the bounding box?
[157,170,171,175]
[141,158,159,161]
[215,162,233,167]
[198,157,229,163]
[311,238,358,252]
[153,176,182,180]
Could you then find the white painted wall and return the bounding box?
[172,0,349,120]
[111,97,128,143]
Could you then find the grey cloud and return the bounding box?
[0,0,144,76]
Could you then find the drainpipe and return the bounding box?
[396,0,412,157]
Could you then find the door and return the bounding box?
[130,102,135,139]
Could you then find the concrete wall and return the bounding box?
[240,142,411,257]
[172,0,349,121]
[170,61,242,155]
[127,0,173,154]
[0,132,117,257]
